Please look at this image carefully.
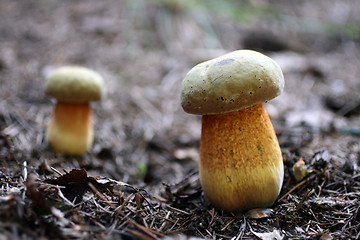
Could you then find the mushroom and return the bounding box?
[45,66,104,155]
[181,50,284,212]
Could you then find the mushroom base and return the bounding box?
[46,102,93,155]
[199,103,284,212]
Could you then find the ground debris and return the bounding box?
[44,168,115,202]
[250,228,283,240]
[293,157,313,182]
[273,150,360,240]
[309,196,358,207]
[0,139,359,239]
[245,208,273,219]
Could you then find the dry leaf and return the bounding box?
[26,174,70,226]
[26,174,51,212]
[245,208,273,219]
[250,228,283,240]
[320,233,333,240]
[45,169,114,201]
[293,158,312,181]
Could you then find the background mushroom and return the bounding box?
[45,66,104,155]
[181,50,285,212]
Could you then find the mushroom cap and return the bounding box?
[45,66,104,103]
[181,50,284,115]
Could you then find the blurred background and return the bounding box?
[1,0,360,184]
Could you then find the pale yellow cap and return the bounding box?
[45,66,104,103]
[181,50,284,115]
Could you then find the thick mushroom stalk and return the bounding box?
[46,102,93,155]
[200,103,283,212]
[181,50,285,212]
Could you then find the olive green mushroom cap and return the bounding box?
[181,50,284,115]
[45,66,104,103]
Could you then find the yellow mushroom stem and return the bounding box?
[46,101,93,155]
[199,103,284,212]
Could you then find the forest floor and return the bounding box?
[1,0,360,239]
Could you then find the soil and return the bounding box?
[1,0,360,239]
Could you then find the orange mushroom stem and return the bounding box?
[199,103,283,212]
[46,101,93,155]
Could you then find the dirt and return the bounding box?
[0,0,360,239]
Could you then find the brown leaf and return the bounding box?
[44,169,114,201]
[26,174,51,212]
[26,174,70,226]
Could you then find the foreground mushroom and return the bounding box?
[181,50,285,212]
[45,66,104,155]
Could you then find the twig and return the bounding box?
[92,198,113,215]
[50,167,63,176]
[208,208,217,226]
[88,183,116,209]
[278,175,315,202]
[295,189,315,212]
[159,211,171,232]
[127,218,165,239]
[165,205,191,215]
[114,193,134,215]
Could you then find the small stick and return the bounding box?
[159,211,171,232]
[295,189,314,212]
[278,174,317,202]
[50,167,63,176]
[165,205,191,215]
[88,182,116,208]
[277,179,309,202]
